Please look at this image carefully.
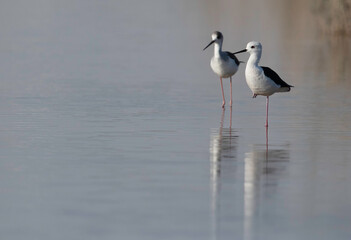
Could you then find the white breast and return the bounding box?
[245,66,279,96]
[210,57,238,78]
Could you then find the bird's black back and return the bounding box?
[262,66,293,89]
[225,51,241,66]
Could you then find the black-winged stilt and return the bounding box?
[203,31,242,108]
[233,41,293,127]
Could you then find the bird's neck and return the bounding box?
[247,52,261,68]
[214,43,222,58]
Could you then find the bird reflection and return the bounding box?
[243,128,290,240]
[210,108,237,172]
[209,107,238,240]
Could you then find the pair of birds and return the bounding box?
[203,31,293,127]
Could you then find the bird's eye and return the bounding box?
[251,46,255,49]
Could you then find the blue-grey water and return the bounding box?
[0,1,351,240]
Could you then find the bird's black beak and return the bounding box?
[233,49,247,54]
[203,40,215,51]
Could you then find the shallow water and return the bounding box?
[0,1,351,240]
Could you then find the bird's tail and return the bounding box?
[278,85,293,92]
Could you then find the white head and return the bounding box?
[245,41,262,54]
[233,41,262,55]
[203,31,224,51]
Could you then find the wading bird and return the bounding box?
[233,41,293,127]
[203,31,242,108]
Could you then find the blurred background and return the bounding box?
[0,1,350,240]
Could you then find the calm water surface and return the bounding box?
[0,1,350,240]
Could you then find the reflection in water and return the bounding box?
[210,108,236,168]
[209,107,238,240]
[243,128,290,240]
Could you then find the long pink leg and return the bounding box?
[220,77,225,108]
[229,103,232,129]
[230,77,233,107]
[265,125,269,150]
[229,106,232,143]
[265,125,268,161]
[265,96,269,128]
